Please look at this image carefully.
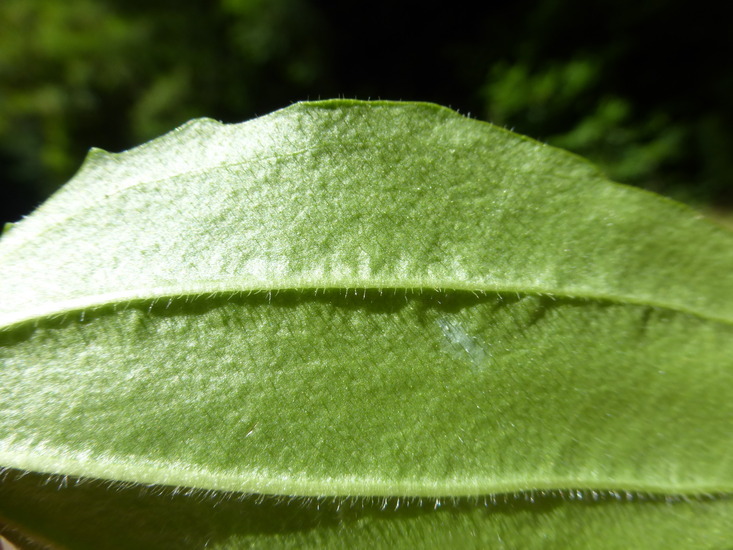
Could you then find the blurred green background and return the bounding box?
[2,0,732,225]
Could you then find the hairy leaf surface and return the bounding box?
[1,100,732,547]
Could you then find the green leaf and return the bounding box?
[1,100,732,548]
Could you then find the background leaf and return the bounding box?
[1,100,732,547]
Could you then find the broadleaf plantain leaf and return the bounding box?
[1,100,732,548]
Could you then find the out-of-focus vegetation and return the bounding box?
[2,0,732,223]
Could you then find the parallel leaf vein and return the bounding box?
[2,281,731,334]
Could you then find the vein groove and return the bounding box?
[2,281,731,334]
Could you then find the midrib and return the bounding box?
[2,280,733,334]
[1,448,731,498]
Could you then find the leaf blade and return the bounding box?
[1,100,732,546]
[2,101,732,325]
[2,290,732,497]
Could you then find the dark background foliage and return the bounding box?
[2,0,732,224]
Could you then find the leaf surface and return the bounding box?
[1,100,732,547]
